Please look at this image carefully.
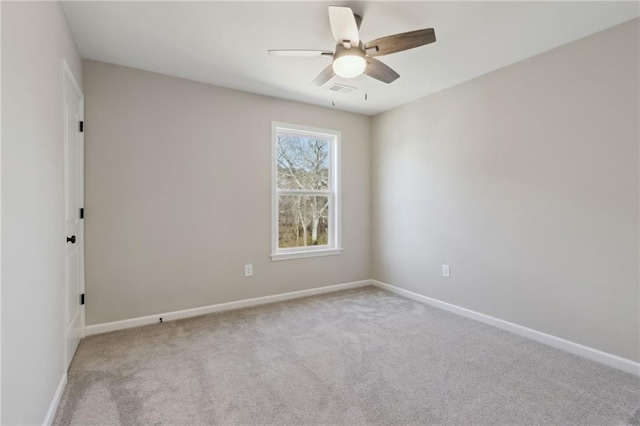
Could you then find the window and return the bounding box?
[271,122,342,261]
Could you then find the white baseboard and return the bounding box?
[85,280,372,336]
[84,278,639,376]
[42,373,67,426]
[372,280,640,377]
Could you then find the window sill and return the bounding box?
[271,247,343,261]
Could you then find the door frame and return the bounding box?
[62,59,85,367]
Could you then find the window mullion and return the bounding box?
[277,189,331,196]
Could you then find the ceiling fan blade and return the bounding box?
[328,6,360,47]
[268,50,333,57]
[365,57,399,84]
[311,64,334,86]
[365,28,436,57]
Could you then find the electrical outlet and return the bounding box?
[244,264,253,277]
[442,264,450,278]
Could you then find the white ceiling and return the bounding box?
[61,1,639,116]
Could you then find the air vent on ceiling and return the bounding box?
[327,83,357,94]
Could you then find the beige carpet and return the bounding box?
[54,286,639,425]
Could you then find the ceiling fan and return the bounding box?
[268,6,436,86]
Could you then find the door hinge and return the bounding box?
[80,293,85,305]
[80,207,84,219]
[79,121,84,132]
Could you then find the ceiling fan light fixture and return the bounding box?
[332,45,366,78]
[333,55,366,78]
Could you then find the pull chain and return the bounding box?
[364,72,368,101]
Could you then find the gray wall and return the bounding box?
[371,19,639,362]
[83,60,371,325]
[1,2,83,424]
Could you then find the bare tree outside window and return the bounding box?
[276,134,330,248]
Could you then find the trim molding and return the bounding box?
[42,373,67,426]
[372,280,640,377]
[85,280,371,336]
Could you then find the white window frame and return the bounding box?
[271,122,342,261]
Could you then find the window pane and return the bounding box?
[278,195,329,248]
[276,133,329,190]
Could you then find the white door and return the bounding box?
[63,62,84,369]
